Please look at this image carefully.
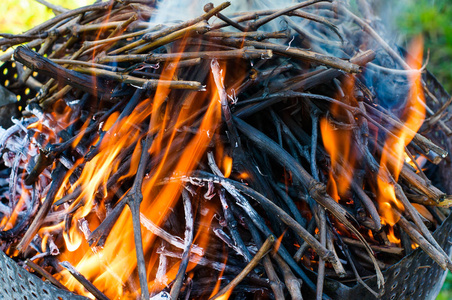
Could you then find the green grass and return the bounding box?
[397,0,452,92]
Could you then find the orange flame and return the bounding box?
[223,156,233,178]
[274,228,287,253]
[320,77,356,201]
[377,35,425,226]
[387,226,400,244]
[54,41,225,298]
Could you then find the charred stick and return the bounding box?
[26,259,69,291]
[181,171,331,297]
[341,237,404,255]
[350,182,381,231]
[88,197,127,247]
[200,174,319,294]
[233,117,384,287]
[316,208,327,300]
[294,218,316,261]
[247,0,328,31]
[273,254,303,300]
[283,50,375,91]
[326,230,346,277]
[204,30,288,40]
[131,21,210,54]
[211,59,242,152]
[210,235,275,300]
[72,66,203,90]
[240,208,285,300]
[394,184,452,267]
[97,48,273,64]
[219,189,252,261]
[140,212,204,255]
[224,39,360,73]
[310,105,320,180]
[17,164,66,252]
[204,2,246,32]
[207,151,259,261]
[60,261,110,300]
[397,214,451,271]
[170,189,194,300]
[123,135,154,300]
[271,182,307,228]
[309,106,327,299]
[14,46,112,96]
[157,248,250,275]
[364,103,447,159]
[338,239,381,298]
[218,176,335,263]
[15,36,57,87]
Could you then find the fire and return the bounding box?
[377,35,426,226]
[51,40,227,298]
[320,76,356,201]
[387,226,400,244]
[223,156,233,178]
[274,228,287,253]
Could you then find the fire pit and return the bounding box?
[0,0,452,299]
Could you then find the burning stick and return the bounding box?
[60,261,110,300]
[123,135,153,300]
[26,259,69,291]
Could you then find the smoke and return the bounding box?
[149,0,296,27]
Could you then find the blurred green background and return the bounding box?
[0,0,90,34]
[0,0,451,299]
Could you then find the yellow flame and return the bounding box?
[55,44,225,298]
[387,226,400,244]
[223,156,233,178]
[377,35,425,226]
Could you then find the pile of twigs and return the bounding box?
[0,0,451,299]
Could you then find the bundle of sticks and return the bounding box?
[0,0,451,299]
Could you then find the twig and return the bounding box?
[397,214,451,271]
[170,189,194,300]
[72,66,204,90]
[209,235,275,300]
[60,261,110,300]
[273,254,303,300]
[26,259,69,291]
[224,39,361,73]
[204,3,246,32]
[97,49,273,64]
[233,117,384,288]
